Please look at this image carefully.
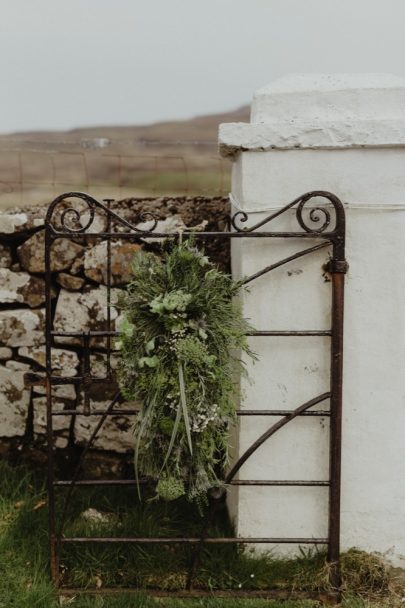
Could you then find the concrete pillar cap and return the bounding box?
[219,73,405,158]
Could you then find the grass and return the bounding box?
[0,104,242,209]
[0,169,231,210]
[0,459,403,608]
[124,169,231,196]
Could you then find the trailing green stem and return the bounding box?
[178,362,193,457]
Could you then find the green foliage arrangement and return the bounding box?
[116,240,256,508]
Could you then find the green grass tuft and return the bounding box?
[0,459,403,607]
[0,460,55,607]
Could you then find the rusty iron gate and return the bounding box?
[37,190,347,603]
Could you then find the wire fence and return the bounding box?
[0,136,231,209]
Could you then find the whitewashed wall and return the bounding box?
[220,74,405,567]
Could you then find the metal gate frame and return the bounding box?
[38,190,347,603]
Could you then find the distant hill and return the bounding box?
[4,105,249,143]
[68,105,250,143]
[0,106,250,209]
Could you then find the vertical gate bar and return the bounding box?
[82,333,91,415]
[105,199,113,378]
[45,227,59,584]
[327,261,347,594]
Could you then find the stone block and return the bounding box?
[0,364,30,437]
[18,346,79,376]
[17,230,84,273]
[32,396,69,449]
[56,273,85,291]
[53,286,121,347]
[0,308,45,347]
[0,268,50,308]
[74,405,135,454]
[5,360,31,371]
[33,383,76,401]
[84,240,141,286]
[0,243,12,268]
[0,212,43,235]
[90,351,118,378]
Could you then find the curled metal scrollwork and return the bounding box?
[230,210,249,232]
[46,192,160,235]
[46,192,100,234]
[59,203,96,233]
[296,196,331,234]
[229,190,344,236]
[134,210,158,233]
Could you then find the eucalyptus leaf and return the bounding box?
[138,355,159,368]
[198,328,208,340]
[120,316,134,337]
[145,338,155,354]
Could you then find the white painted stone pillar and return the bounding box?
[219,74,405,566]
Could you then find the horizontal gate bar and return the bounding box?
[52,409,330,417]
[51,408,330,416]
[53,479,330,487]
[49,230,335,240]
[51,331,117,337]
[54,479,147,486]
[52,409,139,416]
[58,588,338,601]
[60,536,329,544]
[237,409,330,416]
[230,480,329,486]
[50,329,332,338]
[248,330,331,336]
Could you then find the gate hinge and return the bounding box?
[325,259,349,274]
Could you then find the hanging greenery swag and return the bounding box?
[116,239,256,508]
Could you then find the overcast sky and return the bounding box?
[1,0,405,133]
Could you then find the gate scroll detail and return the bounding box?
[38,190,347,603]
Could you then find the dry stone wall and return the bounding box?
[0,196,230,474]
